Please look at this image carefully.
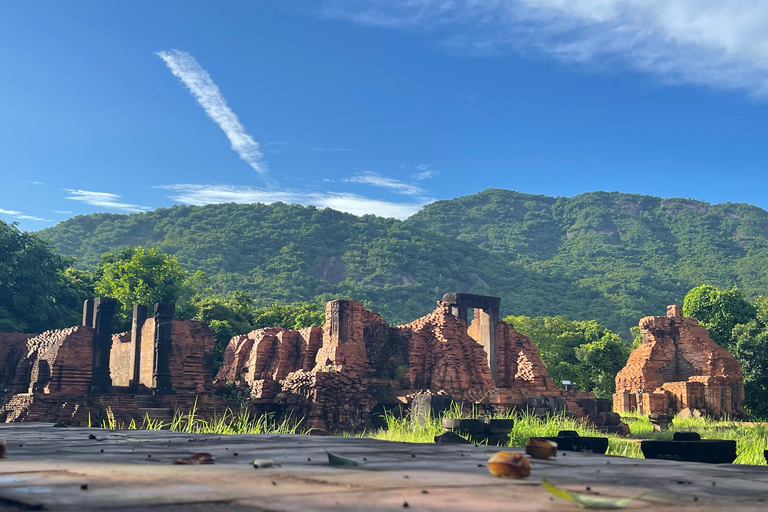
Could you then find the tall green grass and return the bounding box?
[101,400,768,465]
[359,408,768,463]
[361,409,644,458]
[617,412,768,464]
[97,403,308,435]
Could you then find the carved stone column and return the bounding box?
[479,307,498,383]
[82,299,94,326]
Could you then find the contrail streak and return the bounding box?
[156,49,277,187]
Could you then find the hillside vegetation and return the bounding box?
[38,189,768,335]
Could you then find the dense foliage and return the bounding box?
[504,315,631,397]
[682,285,755,349]
[94,247,196,330]
[38,189,768,335]
[683,285,768,418]
[0,220,91,332]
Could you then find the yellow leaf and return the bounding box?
[543,478,648,509]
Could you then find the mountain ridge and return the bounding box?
[38,188,768,335]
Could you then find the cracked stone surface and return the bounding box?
[1,423,767,511]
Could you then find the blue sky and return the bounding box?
[1,1,767,230]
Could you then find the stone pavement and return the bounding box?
[1,424,768,511]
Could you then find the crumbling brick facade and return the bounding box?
[0,299,215,425]
[216,295,596,432]
[613,305,745,418]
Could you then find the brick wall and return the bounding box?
[138,318,155,388]
[400,304,496,393]
[168,320,214,395]
[613,305,745,417]
[215,298,594,432]
[109,331,132,387]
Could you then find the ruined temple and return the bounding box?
[215,293,599,432]
[0,298,215,424]
[0,292,605,431]
[613,305,745,418]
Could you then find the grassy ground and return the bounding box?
[99,405,308,435]
[101,403,768,465]
[359,408,768,464]
[619,412,768,464]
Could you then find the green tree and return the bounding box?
[683,285,755,349]
[0,220,91,332]
[732,296,768,418]
[575,335,632,398]
[94,247,190,330]
[504,315,631,397]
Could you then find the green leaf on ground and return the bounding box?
[543,478,648,509]
[326,449,364,466]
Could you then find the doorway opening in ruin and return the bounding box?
[442,292,501,384]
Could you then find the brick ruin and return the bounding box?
[0,292,610,431]
[215,293,602,432]
[613,305,745,418]
[0,298,215,425]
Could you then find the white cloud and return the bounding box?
[27,180,46,186]
[348,171,425,196]
[65,189,151,213]
[52,210,73,214]
[325,0,768,97]
[156,49,277,186]
[156,184,428,219]
[413,164,440,180]
[0,208,47,221]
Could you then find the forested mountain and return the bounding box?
[38,189,768,335]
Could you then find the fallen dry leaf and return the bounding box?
[487,451,531,478]
[526,438,557,459]
[190,452,215,464]
[172,452,215,465]
[172,458,200,465]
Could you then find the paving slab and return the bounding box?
[1,423,767,511]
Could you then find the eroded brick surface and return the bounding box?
[0,301,216,425]
[216,298,590,432]
[613,305,745,417]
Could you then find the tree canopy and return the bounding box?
[683,285,768,417]
[683,285,755,349]
[0,220,91,332]
[503,315,631,397]
[93,246,194,330]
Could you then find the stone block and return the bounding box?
[411,393,454,426]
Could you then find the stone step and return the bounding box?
[138,408,174,421]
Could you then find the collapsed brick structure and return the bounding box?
[613,305,745,418]
[216,293,600,432]
[0,298,214,425]
[0,292,605,431]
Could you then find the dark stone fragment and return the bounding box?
[434,432,471,444]
[674,432,701,441]
[534,433,608,454]
[485,419,515,434]
[641,439,736,464]
[442,418,485,434]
